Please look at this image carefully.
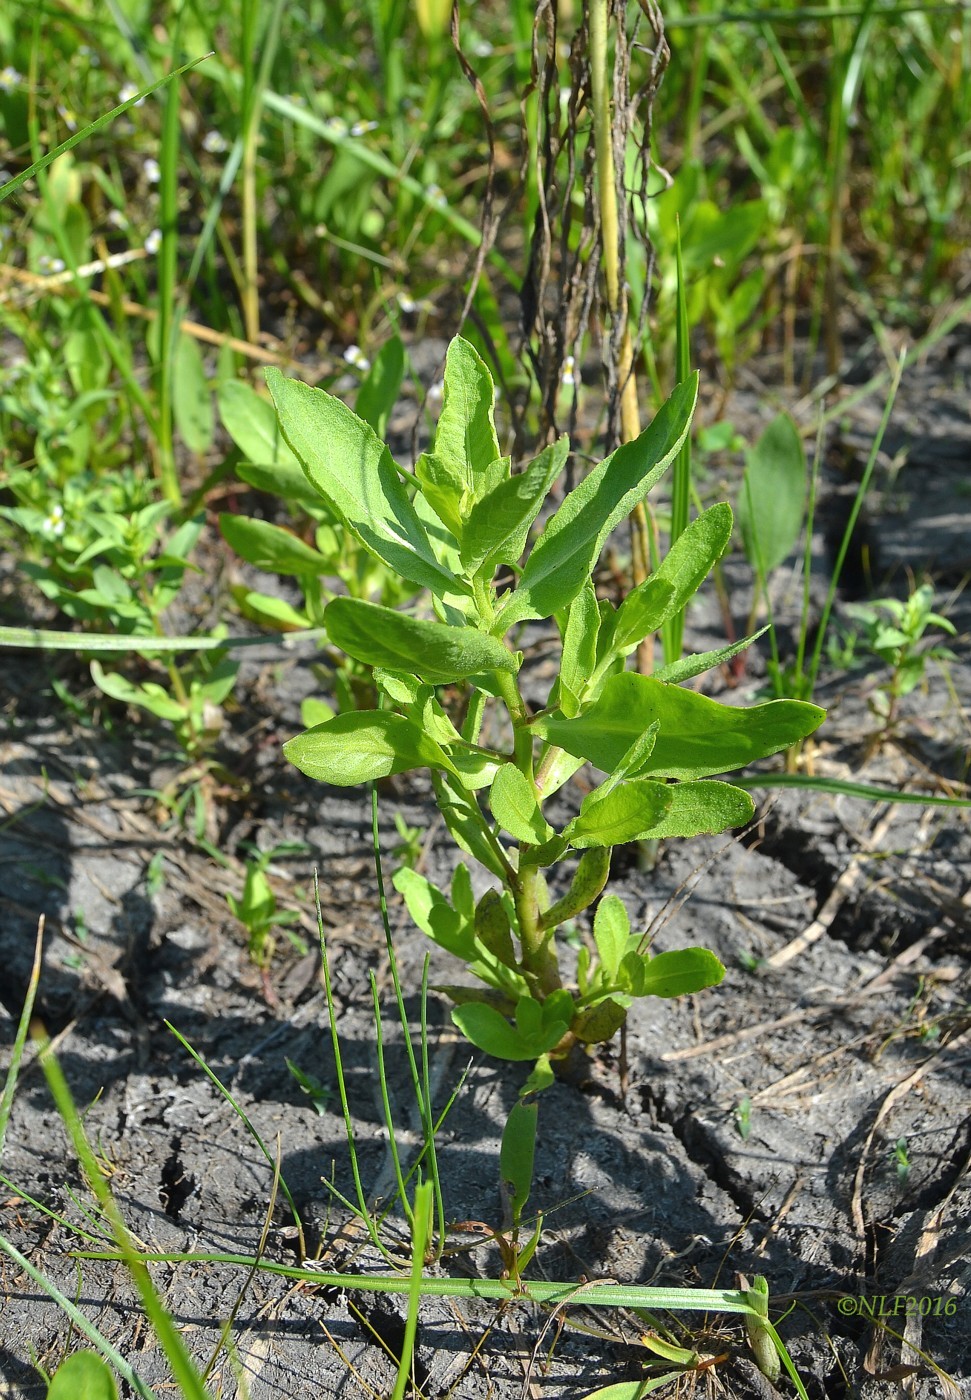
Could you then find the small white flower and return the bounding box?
[107,208,127,229]
[324,116,348,138]
[561,354,577,387]
[42,504,66,538]
[142,157,161,184]
[202,129,229,154]
[119,81,144,106]
[471,39,494,58]
[427,379,444,404]
[397,293,418,314]
[144,227,162,255]
[57,104,78,131]
[0,66,23,93]
[349,120,378,137]
[425,183,446,207]
[37,254,66,274]
[343,344,371,372]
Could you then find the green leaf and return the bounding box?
[637,780,755,839]
[219,514,326,576]
[284,712,457,785]
[48,1352,119,1400]
[499,375,698,627]
[653,628,769,685]
[626,947,725,999]
[266,368,466,598]
[459,436,569,576]
[737,414,806,577]
[300,696,335,727]
[90,661,186,721]
[452,995,570,1061]
[219,379,303,471]
[564,780,673,848]
[490,764,553,845]
[173,332,214,454]
[593,895,630,981]
[592,722,659,800]
[452,1002,537,1060]
[557,577,600,717]
[393,868,476,959]
[532,673,824,778]
[500,1099,538,1220]
[572,998,630,1046]
[324,596,519,683]
[232,587,311,631]
[235,460,326,511]
[432,772,509,879]
[355,335,405,439]
[433,337,501,493]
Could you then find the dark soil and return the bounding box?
[1,325,969,1399]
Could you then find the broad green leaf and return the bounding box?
[231,587,311,631]
[300,696,335,727]
[90,661,186,721]
[459,436,569,575]
[452,1003,536,1060]
[453,995,570,1061]
[558,577,600,717]
[65,304,109,396]
[266,368,466,598]
[235,460,325,511]
[284,712,457,785]
[173,332,214,454]
[219,515,326,576]
[737,414,806,577]
[415,451,467,538]
[355,335,405,439]
[48,1352,119,1400]
[573,998,630,1046]
[490,764,553,845]
[221,379,299,472]
[498,375,698,627]
[324,596,519,683]
[600,576,673,661]
[474,889,516,964]
[624,947,725,998]
[638,780,754,839]
[393,868,476,959]
[433,337,501,493]
[500,1099,537,1220]
[532,672,824,779]
[593,895,629,981]
[564,780,673,848]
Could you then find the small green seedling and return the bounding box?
[829,582,956,734]
[285,1058,332,1115]
[734,1096,752,1141]
[892,1136,911,1187]
[268,337,824,1066]
[226,842,308,969]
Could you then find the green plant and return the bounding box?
[226,841,309,970]
[266,335,824,1067]
[829,582,957,734]
[218,338,417,712]
[891,1136,910,1187]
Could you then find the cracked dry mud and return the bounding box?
[1,330,969,1399]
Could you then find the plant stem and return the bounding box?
[588,0,653,663]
